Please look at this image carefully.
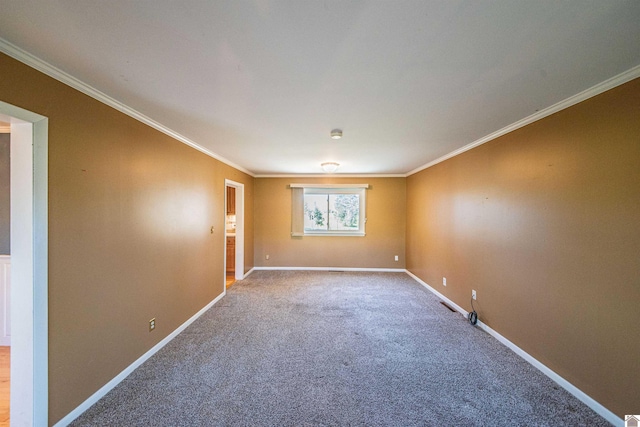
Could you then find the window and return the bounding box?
[291,184,367,236]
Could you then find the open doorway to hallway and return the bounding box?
[224,180,244,288]
[0,126,10,426]
[225,184,236,287]
[0,100,48,427]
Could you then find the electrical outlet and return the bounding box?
[149,318,156,332]
[472,290,477,300]
[443,277,447,286]
[394,255,399,261]
[265,254,270,260]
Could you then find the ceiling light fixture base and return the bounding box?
[321,162,340,173]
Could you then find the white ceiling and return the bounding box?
[1,1,639,176]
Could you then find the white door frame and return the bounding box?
[224,179,244,280]
[1,100,48,426]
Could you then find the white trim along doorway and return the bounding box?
[224,179,244,281]
[0,100,48,426]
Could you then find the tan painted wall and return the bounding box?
[406,78,640,417]
[4,42,636,421]
[255,177,406,269]
[0,53,254,424]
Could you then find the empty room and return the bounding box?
[0,1,639,426]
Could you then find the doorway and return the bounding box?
[0,127,9,426]
[0,100,48,426]
[224,180,244,288]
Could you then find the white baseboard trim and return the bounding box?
[404,270,467,314]
[53,291,226,427]
[405,270,621,426]
[253,266,406,273]
[476,321,621,426]
[242,267,255,279]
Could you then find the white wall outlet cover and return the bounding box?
[443,277,447,286]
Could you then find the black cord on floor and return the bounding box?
[468,297,478,326]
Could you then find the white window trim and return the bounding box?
[291,184,368,237]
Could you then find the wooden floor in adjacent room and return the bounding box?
[0,346,9,427]
[226,274,235,288]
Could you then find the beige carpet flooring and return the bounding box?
[70,271,608,426]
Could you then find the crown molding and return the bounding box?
[3,36,638,179]
[407,63,640,177]
[0,37,255,176]
[0,125,10,133]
